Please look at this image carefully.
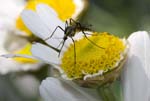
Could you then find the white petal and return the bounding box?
[0,0,24,20]
[73,0,86,19]
[36,4,65,35]
[0,28,41,74]
[14,75,40,97]
[73,31,87,41]
[1,54,36,59]
[21,10,62,48]
[0,56,19,74]
[39,77,101,101]
[36,4,65,45]
[121,31,150,101]
[21,10,50,39]
[0,53,42,74]
[31,43,61,65]
[37,4,57,16]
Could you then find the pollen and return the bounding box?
[13,43,38,63]
[61,32,126,79]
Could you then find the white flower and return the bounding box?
[39,31,150,101]
[0,0,25,29]
[0,29,41,74]
[121,31,150,101]
[0,0,42,74]
[5,3,150,101]
[40,77,101,101]
[6,3,84,66]
[1,0,87,74]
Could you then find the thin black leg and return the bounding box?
[82,30,104,49]
[57,40,64,49]
[58,40,65,57]
[69,18,80,25]
[45,26,65,41]
[65,20,68,28]
[71,37,76,67]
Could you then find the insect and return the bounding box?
[45,18,104,66]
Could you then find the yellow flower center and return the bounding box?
[61,32,126,79]
[13,43,38,63]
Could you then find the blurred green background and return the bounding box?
[81,0,150,37]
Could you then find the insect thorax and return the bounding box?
[65,26,76,37]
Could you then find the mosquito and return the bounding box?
[45,18,104,66]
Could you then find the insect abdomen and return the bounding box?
[77,26,91,32]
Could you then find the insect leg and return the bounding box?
[57,40,64,49]
[58,40,66,57]
[69,18,80,25]
[44,26,65,41]
[82,30,105,49]
[65,20,69,28]
[74,22,103,49]
[71,37,76,67]
[82,32,99,36]
[70,18,78,23]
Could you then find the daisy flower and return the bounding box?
[0,0,40,74]
[13,0,87,63]
[121,31,150,101]
[1,0,87,74]
[19,3,128,87]
[10,3,126,100]
[40,30,150,101]
[3,2,150,101]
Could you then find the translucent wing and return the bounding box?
[21,10,61,48]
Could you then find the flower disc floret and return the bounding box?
[61,32,127,79]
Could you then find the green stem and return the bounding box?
[97,79,123,101]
